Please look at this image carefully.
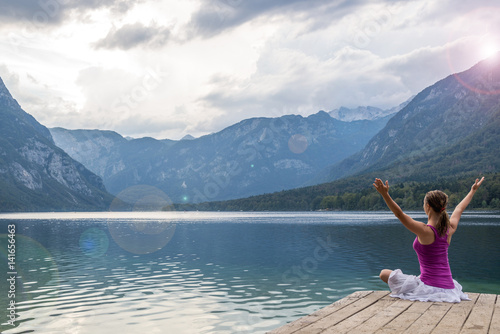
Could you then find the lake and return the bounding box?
[1,211,499,333]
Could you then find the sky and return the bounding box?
[0,0,499,140]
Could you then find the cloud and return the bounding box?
[196,9,421,125]
[0,0,65,26]
[187,0,370,38]
[3,0,500,142]
[0,65,20,87]
[0,63,80,129]
[198,33,496,131]
[94,22,171,50]
[196,47,405,137]
[0,0,142,28]
[198,28,498,136]
[396,0,500,29]
[69,65,196,138]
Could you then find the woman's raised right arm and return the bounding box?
[450,177,485,231]
[373,178,428,236]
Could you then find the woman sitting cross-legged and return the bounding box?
[373,177,485,303]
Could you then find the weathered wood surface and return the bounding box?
[267,290,499,334]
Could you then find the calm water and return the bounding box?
[1,211,499,333]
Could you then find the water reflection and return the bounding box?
[0,212,499,333]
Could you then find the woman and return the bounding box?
[373,177,485,302]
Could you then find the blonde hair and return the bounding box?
[424,190,450,237]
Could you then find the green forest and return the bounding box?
[173,172,500,212]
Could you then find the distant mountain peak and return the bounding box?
[181,134,195,140]
[328,105,391,122]
[328,97,414,122]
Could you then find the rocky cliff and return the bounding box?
[0,77,113,212]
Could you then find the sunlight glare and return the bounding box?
[480,42,500,60]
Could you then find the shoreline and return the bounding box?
[1,210,499,220]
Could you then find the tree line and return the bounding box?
[173,172,500,212]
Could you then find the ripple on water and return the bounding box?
[3,213,499,334]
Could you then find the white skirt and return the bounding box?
[388,269,470,303]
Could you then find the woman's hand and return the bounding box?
[471,177,485,192]
[450,176,486,231]
[373,178,390,196]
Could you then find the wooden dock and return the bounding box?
[268,290,500,333]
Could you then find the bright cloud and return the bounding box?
[0,0,499,139]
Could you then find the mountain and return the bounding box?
[328,98,412,122]
[0,77,113,212]
[323,55,500,183]
[173,55,500,211]
[50,111,394,203]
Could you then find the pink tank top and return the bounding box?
[413,225,455,289]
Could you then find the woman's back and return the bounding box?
[413,225,454,289]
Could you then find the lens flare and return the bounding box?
[288,134,308,154]
[79,228,109,258]
[108,185,177,254]
[0,234,60,304]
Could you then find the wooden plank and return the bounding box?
[430,293,480,334]
[292,291,390,334]
[403,302,453,334]
[375,299,434,333]
[490,294,500,334]
[460,293,497,334]
[267,292,500,334]
[267,290,372,334]
[320,294,397,334]
[341,298,414,333]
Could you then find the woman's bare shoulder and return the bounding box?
[418,224,437,245]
